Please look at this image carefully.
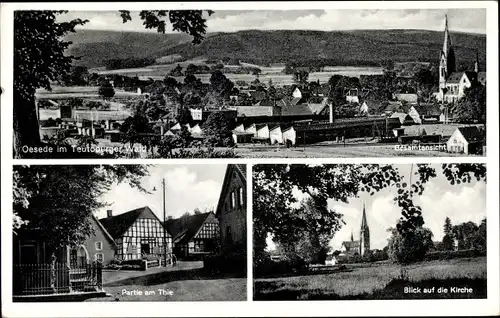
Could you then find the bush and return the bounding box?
[204,243,246,275]
[388,227,434,264]
[121,259,145,266]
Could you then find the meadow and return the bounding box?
[93,65,384,85]
[254,257,487,300]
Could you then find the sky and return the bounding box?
[94,164,228,221]
[266,164,486,251]
[58,9,486,34]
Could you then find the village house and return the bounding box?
[390,112,416,126]
[255,123,270,140]
[408,105,443,124]
[99,206,173,261]
[446,126,484,155]
[269,125,284,145]
[282,125,297,146]
[216,164,247,251]
[165,212,220,260]
[13,214,114,298]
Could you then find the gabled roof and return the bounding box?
[308,102,328,115]
[92,214,116,246]
[99,206,161,239]
[215,165,247,217]
[255,123,268,131]
[269,124,281,131]
[165,212,215,245]
[447,71,477,84]
[456,126,483,143]
[412,105,442,116]
[341,240,360,251]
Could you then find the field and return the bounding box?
[254,257,487,300]
[93,66,384,85]
[86,261,247,301]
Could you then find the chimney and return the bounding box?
[107,210,113,218]
[329,103,334,124]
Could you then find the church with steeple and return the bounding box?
[436,15,486,104]
[339,203,371,258]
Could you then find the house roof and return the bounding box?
[308,102,328,115]
[457,126,483,143]
[395,93,418,103]
[390,112,411,123]
[281,104,313,116]
[341,240,360,251]
[255,99,276,107]
[447,71,477,84]
[412,105,442,116]
[215,165,246,217]
[92,214,116,246]
[99,206,159,239]
[255,123,268,130]
[165,212,215,245]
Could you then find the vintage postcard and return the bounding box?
[1,1,498,318]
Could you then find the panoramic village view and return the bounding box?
[14,9,486,158]
[253,163,487,300]
[12,164,247,301]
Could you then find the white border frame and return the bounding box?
[1,1,499,317]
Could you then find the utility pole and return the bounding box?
[162,178,167,267]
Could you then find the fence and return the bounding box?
[13,262,102,296]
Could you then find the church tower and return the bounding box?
[359,202,370,256]
[439,15,456,95]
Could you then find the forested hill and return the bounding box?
[66,29,486,69]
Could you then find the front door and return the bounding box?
[70,246,87,267]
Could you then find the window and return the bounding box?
[95,241,103,251]
[95,253,104,263]
[231,192,236,209]
[239,188,244,207]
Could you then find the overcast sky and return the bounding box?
[59,9,486,34]
[266,164,486,251]
[95,164,228,221]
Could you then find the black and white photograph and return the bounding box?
[253,163,487,300]
[13,9,487,159]
[12,164,247,302]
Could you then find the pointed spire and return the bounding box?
[350,230,354,242]
[361,202,368,229]
[442,14,452,56]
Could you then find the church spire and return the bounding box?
[442,15,452,56]
[359,201,370,256]
[350,230,354,242]
[361,202,368,229]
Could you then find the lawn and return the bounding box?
[254,257,487,300]
[86,261,247,301]
[236,143,472,158]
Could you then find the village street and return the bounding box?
[86,261,246,301]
